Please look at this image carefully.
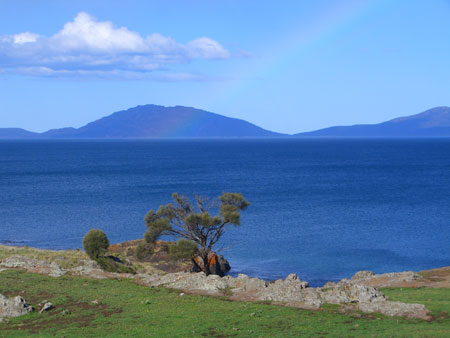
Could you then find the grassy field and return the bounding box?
[0,271,448,337]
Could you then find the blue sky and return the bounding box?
[0,0,449,134]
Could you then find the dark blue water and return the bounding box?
[1,139,449,286]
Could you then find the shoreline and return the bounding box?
[0,243,449,289]
[0,243,449,321]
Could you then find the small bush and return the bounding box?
[168,239,198,261]
[134,243,154,261]
[82,229,110,259]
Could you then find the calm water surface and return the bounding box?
[1,139,449,285]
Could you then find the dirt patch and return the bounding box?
[16,313,97,334]
[202,327,237,338]
[3,296,122,335]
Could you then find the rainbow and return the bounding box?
[205,1,387,108]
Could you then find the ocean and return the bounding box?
[1,139,449,286]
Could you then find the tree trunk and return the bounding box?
[202,254,211,276]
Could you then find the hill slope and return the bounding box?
[295,106,450,137]
[0,128,40,139]
[42,105,285,138]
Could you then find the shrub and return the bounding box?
[134,243,154,261]
[96,256,135,274]
[168,239,198,261]
[82,229,110,259]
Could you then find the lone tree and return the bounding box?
[144,192,249,275]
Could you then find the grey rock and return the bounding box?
[141,270,429,317]
[321,280,385,304]
[149,272,228,293]
[358,300,430,319]
[39,302,53,314]
[351,270,375,281]
[257,275,316,307]
[226,274,268,292]
[217,255,231,275]
[0,294,34,319]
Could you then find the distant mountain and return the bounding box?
[0,128,40,139]
[295,107,450,137]
[34,105,285,138]
[3,105,450,139]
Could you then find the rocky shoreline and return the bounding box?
[1,254,444,321]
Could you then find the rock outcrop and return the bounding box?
[0,256,134,280]
[0,295,34,320]
[136,271,430,319]
[350,270,424,287]
[0,254,431,319]
[0,256,66,277]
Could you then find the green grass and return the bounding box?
[0,271,448,337]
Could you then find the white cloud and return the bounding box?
[187,37,231,59]
[0,12,231,80]
[13,32,40,44]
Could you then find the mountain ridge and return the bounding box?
[294,106,450,137]
[1,105,286,139]
[2,105,450,138]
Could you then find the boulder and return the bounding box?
[192,252,230,277]
[0,294,34,319]
[39,302,54,314]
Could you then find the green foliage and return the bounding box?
[0,270,448,337]
[82,229,110,259]
[144,210,172,242]
[219,192,250,225]
[134,243,154,261]
[168,239,198,261]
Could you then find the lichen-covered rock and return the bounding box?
[149,272,228,293]
[258,274,311,304]
[321,280,385,304]
[225,274,267,293]
[0,295,34,319]
[351,270,375,281]
[192,252,231,277]
[358,300,430,319]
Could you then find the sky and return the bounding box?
[0,0,449,134]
